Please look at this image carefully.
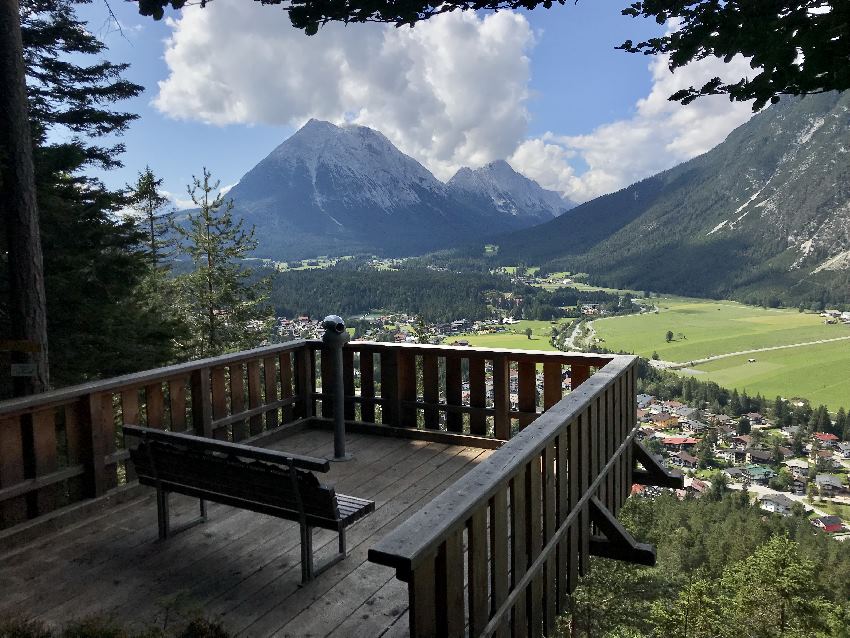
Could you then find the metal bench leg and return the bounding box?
[156,488,170,540]
[199,499,208,520]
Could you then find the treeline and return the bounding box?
[566,492,850,637]
[268,265,635,324]
[269,267,502,322]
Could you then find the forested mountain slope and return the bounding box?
[494,92,850,305]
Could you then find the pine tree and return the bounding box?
[126,166,174,267]
[173,168,272,358]
[0,0,178,390]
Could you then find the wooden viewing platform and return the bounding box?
[0,340,680,637]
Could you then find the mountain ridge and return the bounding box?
[491,92,850,305]
[225,119,569,259]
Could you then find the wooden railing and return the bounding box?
[368,354,639,637]
[0,339,658,638]
[0,341,313,532]
[0,340,613,536]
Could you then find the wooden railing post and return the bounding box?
[379,351,398,426]
[493,355,510,439]
[0,416,26,526]
[86,392,109,497]
[294,346,315,421]
[190,368,212,438]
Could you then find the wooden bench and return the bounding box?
[123,425,374,583]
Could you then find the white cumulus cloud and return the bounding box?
[155,0,534,180]
[156,2,760,204]
[511,54,758,203]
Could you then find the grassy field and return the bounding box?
[593,296,850,410]
[680,339,850,410]
[444,319,561,351]
[594,297,847,361]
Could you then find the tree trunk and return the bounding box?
[0,0,49,397]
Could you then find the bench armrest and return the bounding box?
[123,424,330,472]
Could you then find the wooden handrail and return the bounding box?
[0,340,311,418]
[368,355,633,578]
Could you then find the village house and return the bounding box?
[745,448,774,465]
[811,515,846,534]
[746,412,765,424]
[732,434,754,450]
[662,436,698,452]
[784,458,809,479]
[715,447,745,465]
[813,432,839,448]
[759,493,796,516]
[636,393,655,409]
[678,419,709,435]
[724,467,745,482]
[838,442,850,459]
[651,412,679,429]
[742,464,776,485]
[670,451,699,469]
[815,474,847,496]
[673,405,701,420]
[686,477,710,498]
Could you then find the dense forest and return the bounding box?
[565,492,850,637]
[267,263,632,323]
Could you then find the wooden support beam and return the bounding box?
[588,496,655,566]
[632,439,684,489]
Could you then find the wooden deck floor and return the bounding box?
[0,428,493,637]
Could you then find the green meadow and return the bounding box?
[593,297,846,361]
[680,339,850,411]
[593,296,850,410]
[444,319,560,352]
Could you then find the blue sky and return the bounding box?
[73,0,754,204]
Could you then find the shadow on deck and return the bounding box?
[0,428,493,637]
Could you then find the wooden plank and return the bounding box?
[168,378,187,432]
[397,351,416,428]
[571,364,590,390]
[543,443,557,635]
[145,383,165,429]
[320,350,333,419]
[121,390,139,427]
[543,362,562,410]
[555,433,569,611]
[263,356,279,431]
[379,351,398,426]
[229,364,247,442]
[0,417,27,526]
[30,409,59,516]
[567,415,580,592]
[517,361,536,429]
[294,347,315,420]
[492,355,510,440]
[435,528,465,636]
[444,357,462,433]
[63,403,88,501]
[579,409,590,576]
[468,357,487,436]
[527,455,543,637]
[210,367,228,425]
[190,368,212,438]
[605,382,614,514]
[342,349,355,421]
[247,360,262,436]
[421,353,439,430]
[468,507,489,636]
[408,556,436,638]
[359,352,375,424]
[511,469,529,638]
[490,488,510,638]
[279,352,295,424]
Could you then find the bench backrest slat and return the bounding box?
[123,424,330,473]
